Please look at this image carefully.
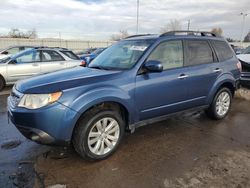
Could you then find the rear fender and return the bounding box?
[206,73,236,104]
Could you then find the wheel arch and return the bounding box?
[71,100,131,140]
[0,74,6,90]
[207,75,236,105]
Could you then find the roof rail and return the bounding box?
[125,34,155,39]
[160,30,218,37]
[34,46,68,50]
[34,46,48,49]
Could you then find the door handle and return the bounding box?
[32,63,39,67]
[213,68,222,73]
[178,74,189,79]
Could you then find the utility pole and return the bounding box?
[58,32,62,47]
[239,12,248,46]
[136,0,139,34]
[187,20,190,31]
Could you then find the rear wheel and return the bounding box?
[206,88,232,120]
[0,77,5,91]
[73,108,125,160]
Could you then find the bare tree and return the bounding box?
[211,28,223,36]
[111,30,129,41]
[26,29,38,39]
[7,28,37,38]
[160,19,182,33]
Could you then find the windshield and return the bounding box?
[243,46,250,54]
[89,39,154,70]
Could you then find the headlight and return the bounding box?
[18,92,62,109]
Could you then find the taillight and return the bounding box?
[236,61,242,72]
[80,60,86,67]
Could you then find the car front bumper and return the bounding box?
[241,72,250,88]
[7,94,80,146]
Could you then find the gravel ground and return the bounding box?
[0,88,250,188]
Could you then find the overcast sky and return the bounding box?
[0,0,249,40]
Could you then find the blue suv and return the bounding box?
[8,31,241,160]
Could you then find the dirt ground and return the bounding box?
[0,88,250,188]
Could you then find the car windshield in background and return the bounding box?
[60,50,79,60]
[243,46,250,54]
[92,48,105,55]
[89,39,154,70]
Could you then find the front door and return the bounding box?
[135,40,190,121]
[7,49,41,83]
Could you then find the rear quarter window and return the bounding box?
[211,40,234,61]
[60,51,79,60]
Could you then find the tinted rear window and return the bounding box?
[212,40,233,61]
[185,40,214,66]
[60,51,79,60]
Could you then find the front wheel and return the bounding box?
[206,88,232,120]
[73,109,125,160]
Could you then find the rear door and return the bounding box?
[184,39,221,107]
[40,50,67,73]
[7,49,41,83]
[135,40,190,120]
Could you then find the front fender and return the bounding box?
[68,87,137,124]
[206,73,236,104]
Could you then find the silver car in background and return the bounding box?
[0,47,82,91]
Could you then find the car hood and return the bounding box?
[237,54,250,63]
[16,67,121,93]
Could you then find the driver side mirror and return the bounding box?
[8,60,17,64]
[1,51,8,55]
[144,60,163,73]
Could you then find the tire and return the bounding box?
[206,87,232,120]
[0,77,5,91]
[73,107,125,161]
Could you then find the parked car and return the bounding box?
[0,47,82,91]
[75,48,97,57]
[0,46,35,60]
[240,72,250,88]
[230,44,244,55]
[237,45,250,71]
[8,31,241,160]
[80,48,106,65]
[238,46,250,88]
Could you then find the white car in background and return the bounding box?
[0,47,83,91]
[237,46,250,70]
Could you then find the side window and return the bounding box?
[41,50,64,62]
[185,40,214,66]
[212,40,234,61]
[60,51,79,60]
[16,50,40,64]
[19,47,25,51]
[5,47,20,55]
[147,40,184,70]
